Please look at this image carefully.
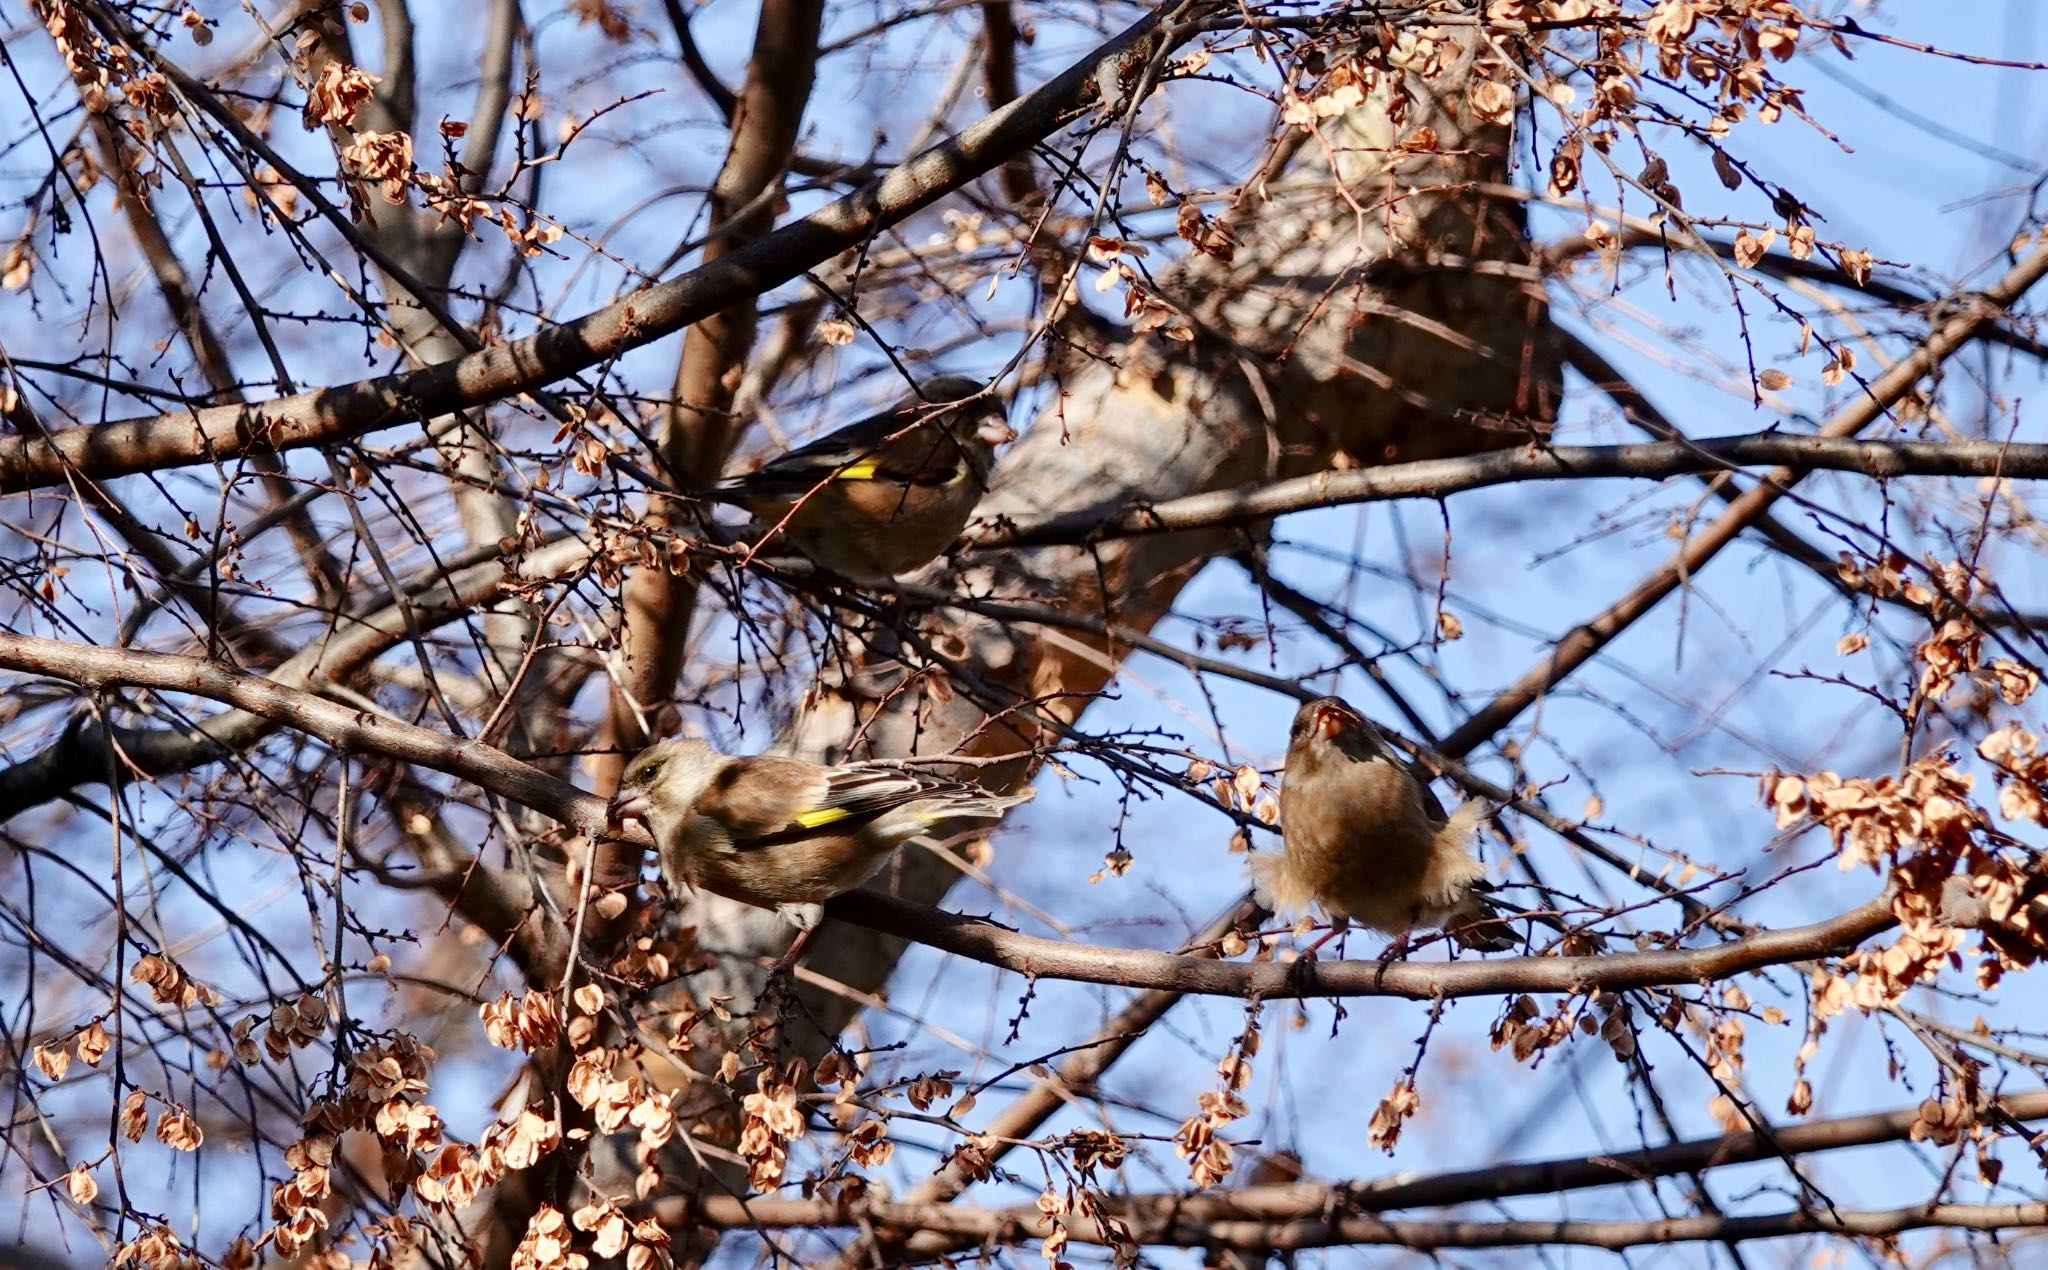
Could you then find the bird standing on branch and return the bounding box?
[1255,696,1513,957]
[706,374,1015,583]
[608,736,1029,934]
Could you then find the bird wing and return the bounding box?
[814,764,974,822]
[1349,723,1452,825]
[1413,773,1451,825]
[714,407,971,501]
[701,757,965,850]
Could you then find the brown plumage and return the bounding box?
[1254,696,1512,952]
[708,374,1014,583]
[609,737,1028,930]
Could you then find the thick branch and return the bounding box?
[986,434,2048,548]
[837,1087,2048,1258]
[0,537,595,824]
[661,1186,2048,1254]
[0,633,568,970]
[603,0,826,781]
[826,891,1894,1000]
[1328,1088,2048,1213]
[0,634,599,841]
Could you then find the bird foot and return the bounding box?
[1284,944,1323,999]
[1377,927,1417,965]
[1284,925,1348,999]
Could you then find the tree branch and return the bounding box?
[0,5,1196,494]
[681,1201,2043,1253]
[825,890,1894,1001]
[898,898,1262,1209]
[985,433,2048,548]
[1437,231,2048,758]
[650,1073,2048,1252]
[0,626,1900,1000]
[0,632,567,972]
[601,0,825,789]
[0,537,596,824]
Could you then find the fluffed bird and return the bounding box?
[1253,696,1513,955]
[608,736,1029,932]
[706,374,1015,584]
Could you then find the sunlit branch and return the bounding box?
[985,432,2048,548]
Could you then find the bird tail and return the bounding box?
[1448,889,1517,952]
[1432,801,1517,952]
[887,786,1033,842]
[1421,800,1489,897]
[1439,798,1488,845]
[926,787,1034,822]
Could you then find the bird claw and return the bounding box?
[1284,935,1354,1036]
[1377,928,1416,964]
[1284,923,1348,998]
[758,906,825,990]
[1285,944,1323,998]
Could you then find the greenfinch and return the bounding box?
[709,374,1014,583]
[609,736,1028,930]
[1255,696,1512,953]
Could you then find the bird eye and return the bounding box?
[638,763,660,782]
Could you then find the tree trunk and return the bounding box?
[648,25,1561,1236]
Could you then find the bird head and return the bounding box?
[609,737,721,830]
[972,409,1020,449]
[1285,697,1396,772]
[915,375,1017,469]
[1291,696,1368,746]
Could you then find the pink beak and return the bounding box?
[608,789,650,826]
[1313,707,1346,742]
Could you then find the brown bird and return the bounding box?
[1254,696,1513,955]
[608,736,1028,932]
[707,374,1015,584]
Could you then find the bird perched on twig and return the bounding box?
[706,374,1015,584]
[608,736,1029,935]
[1253,696,1514,956]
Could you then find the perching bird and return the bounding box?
[706,374,1015,584]
[1253,696,1513,954]
[608,736,1029,932]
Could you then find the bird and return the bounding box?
[1253,696,1513,956]
[705,374,1015,584]
[608,736,1029,933]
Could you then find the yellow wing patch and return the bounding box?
[795,806,855,829]
[833,461,879,481]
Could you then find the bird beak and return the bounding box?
[1313,706,1347,743]
[608,788,650,826]
[976,415,1018,447]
